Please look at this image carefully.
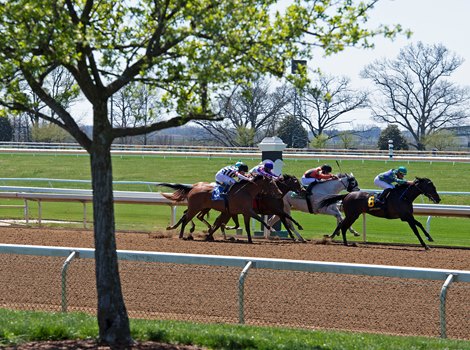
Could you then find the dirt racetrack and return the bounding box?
[1,226,470,343]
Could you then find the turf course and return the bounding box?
[0,152,468,246]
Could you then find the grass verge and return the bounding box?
[1,309,470,350]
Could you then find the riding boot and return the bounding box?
[306,182,316,196]
[375,188,391,206]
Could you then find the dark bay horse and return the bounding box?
[269,173,361,238]
[159,175,282,243]
[318,177,441,250]
[220,174,307,241]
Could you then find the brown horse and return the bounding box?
[221,174,307,241]
[159,175,282,243]
[318,177,441,250]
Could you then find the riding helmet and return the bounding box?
[238,164,249,172]
[321,164,332,173]
[397,166,407,175]
[264,160,274,170]
[235,161,243,168]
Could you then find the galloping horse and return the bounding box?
[269,173,360,237]
[220,174,307,241]
[318,177,441,250]
[159,175,282,243]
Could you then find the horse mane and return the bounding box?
[279,174,293,181]
[415,177,430,182]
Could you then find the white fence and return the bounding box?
[0,243,469,338]
[0,142,469,162]
[0,185,469,236]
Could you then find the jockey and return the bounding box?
[301,164,337,194]
[215,162,252,192]
[374,166,412,203]
[250,160,278,178]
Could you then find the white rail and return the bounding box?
[0,187,468,230]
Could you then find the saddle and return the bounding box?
[368,188,392,210]
[211,185,225,201]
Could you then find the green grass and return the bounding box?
[1,309,470,349]
[0,153,469,246]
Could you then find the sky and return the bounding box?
[74,0,470,128]
[311,0,470,128]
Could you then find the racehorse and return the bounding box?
[318,177,441,250]
[268,173,360,237]
[159,175,282,243]
[218,174,307,242]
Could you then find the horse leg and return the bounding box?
[196,208,212,232]
[224,215,240,230]
[180,209,199,240]
[243,215,253,244]
[405,219,430,250]
[279,216,305,242]
[249,212,272,232]
[327,204,360,238]
[413,218,434,242]
[329,221,342,239]
[167,215,184,231]
[221,215,240,240]
[206,212,230,241]
[337,213,360,246]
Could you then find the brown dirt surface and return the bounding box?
[1,226,470,270]
[1,225,470,349]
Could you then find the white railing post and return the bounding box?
[61,251,78,312]
[440,273,455,338]
[238,261,253,324]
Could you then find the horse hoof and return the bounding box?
[298,226,304,230]
[427,238,434,242]
[353,232,360,237]
[166,226,172,230]
[205,235,215,242]
[187,235,194,241]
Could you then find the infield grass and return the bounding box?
[0,153,468,247]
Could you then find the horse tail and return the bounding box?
[158,183,193,202]
[319,194,347,208]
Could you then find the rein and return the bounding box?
[231,180,255,196]
[400,181,422,202]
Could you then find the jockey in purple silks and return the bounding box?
[250,160,278,178]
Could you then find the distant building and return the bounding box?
[444,125,470,148]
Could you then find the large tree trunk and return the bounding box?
[90,104,132,345]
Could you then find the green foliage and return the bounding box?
[338,131,356,149]
[31,123,73,142]
[0,117,12,141]
[423,129,459,151]
[377,125,409,150]
[310,133,329,148]
[235,126,256,147]
[277,115,308,148]
[1,309,469,349]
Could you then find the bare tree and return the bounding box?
[299,74,368,139]
[361,42,470,150]
[196,79,291,146]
